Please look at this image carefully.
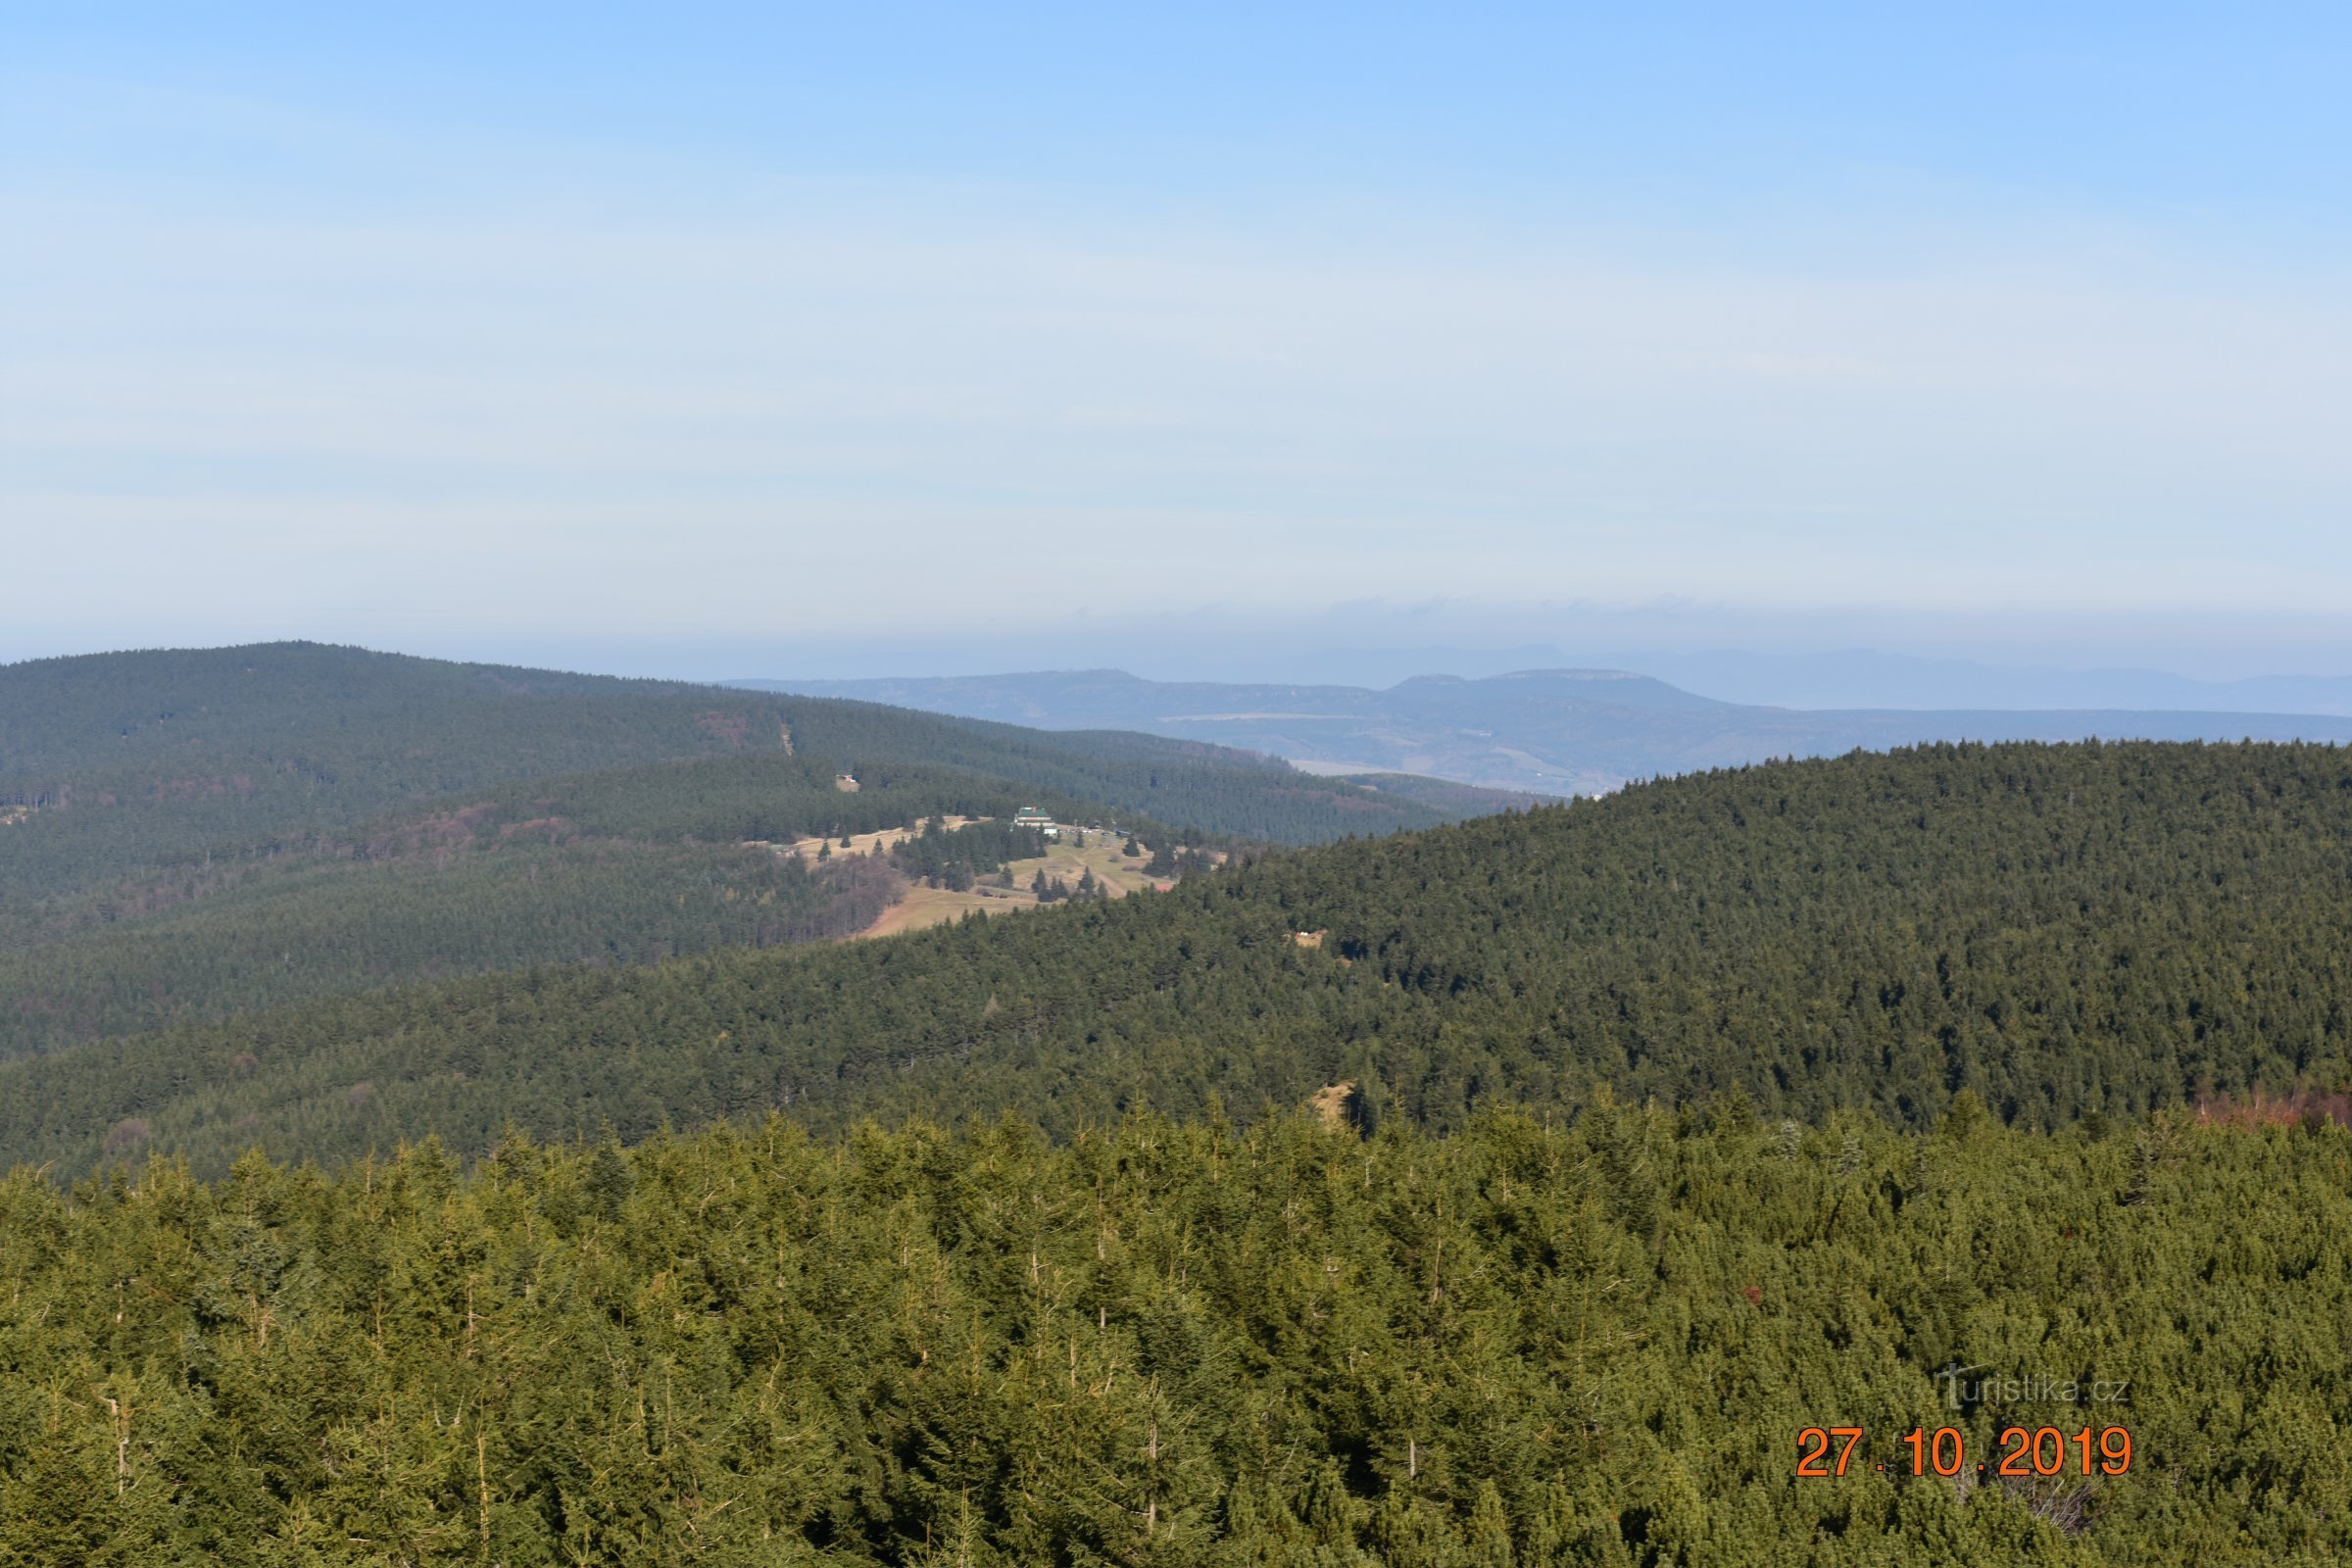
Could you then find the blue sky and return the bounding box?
[6,5,2350,680]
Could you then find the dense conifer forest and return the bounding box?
[3,1108,2344,1565]
[7,652,2351,1562]
[6,739,2346,1179]
[0,751,1191,1061]
[1,646,1497,1057]
[0,643,1463,901]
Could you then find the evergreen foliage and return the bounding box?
[0,840,871,1060]
[0,751,1156,1062]
[0,1109,2342,1565]
[2,647,1485,1058]
[0,642,1460,907]
[6,702,2351,1562]
[890,819,1054,886]
[4,741,2349,1179]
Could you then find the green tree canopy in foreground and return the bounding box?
[1,1108,2344,1565]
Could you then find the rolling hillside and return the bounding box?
[9,739,2348,1178]
[1,645,1472,900]
[8,726,2350,1565]
[1,644,1529,1058]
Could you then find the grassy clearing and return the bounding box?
[849,829,1181,938]
[773,815,980,861]
[857,884,1009,937]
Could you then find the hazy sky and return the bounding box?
[7,5,2350,680]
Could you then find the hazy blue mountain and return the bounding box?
[1606,649,2352,714]
[736,667,2352,794]
[1213,644,2352,713]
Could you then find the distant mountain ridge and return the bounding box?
[737,667,2352,794]
[0,643,1534,1057]
[1328,645,2352,714]
[0,644,1491,870]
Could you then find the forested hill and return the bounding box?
[10,740,2349,1178]
[1,644,784,896]
[0,752,1164,1061]
[1,645,1518,1059]
[1,644,1465,899]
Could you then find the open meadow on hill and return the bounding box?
[1,645,1516,1059]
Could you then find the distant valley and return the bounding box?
[0,643,1526,1060]
[738,667,2352,794]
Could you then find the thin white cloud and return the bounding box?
[5,172,2350,652]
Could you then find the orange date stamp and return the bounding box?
[1796,1425,2132,1478]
